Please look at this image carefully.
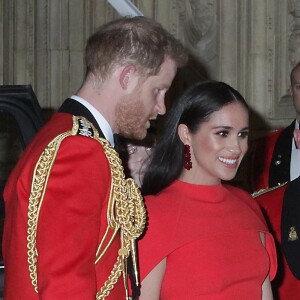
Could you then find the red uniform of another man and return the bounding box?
[254,174,300,300]
[249,62,300,193]
[251,61,300,300]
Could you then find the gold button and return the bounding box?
[275,160,281,165]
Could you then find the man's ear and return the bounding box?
[178,124,191,144]
[119,65,137,90]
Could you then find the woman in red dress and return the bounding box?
[138,80,277,299]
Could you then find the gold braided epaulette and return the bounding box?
[27,116,146,299]
[252,181,288,198]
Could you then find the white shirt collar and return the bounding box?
[291,119,300,180]
[292,120,300,150]
[70,95,114,147]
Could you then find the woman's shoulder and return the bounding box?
[223,184,251,198]
[144,181,184,214]
[224,184,265,215]
[224,184,261,207]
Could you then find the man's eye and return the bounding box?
[154,88,160,95]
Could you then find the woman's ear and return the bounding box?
[178,124,191,144]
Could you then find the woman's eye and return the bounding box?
[238,131,249,139]
[217,131,228,137]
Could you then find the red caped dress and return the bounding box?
[138,180,277,299]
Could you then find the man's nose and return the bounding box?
[156,97,166,115]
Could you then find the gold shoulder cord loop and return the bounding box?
[27,116,146,299]
[252,181,288,198]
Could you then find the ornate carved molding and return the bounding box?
[181,0,217,76]
[0,0,297,130]
[268,0,296,123]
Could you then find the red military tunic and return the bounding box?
[255,183,300,300]
[248,129,283,192]
[3,113,126,299]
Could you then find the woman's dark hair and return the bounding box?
[141,80,249,196]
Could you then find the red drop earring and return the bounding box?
[183,144,192,170]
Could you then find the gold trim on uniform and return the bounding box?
[27,116,146,299]
[251,181,288,198]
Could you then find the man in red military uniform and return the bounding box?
[2,16,188,299]
[249,62,300,193]
[248,128,283,192]
[254,176,300,300]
